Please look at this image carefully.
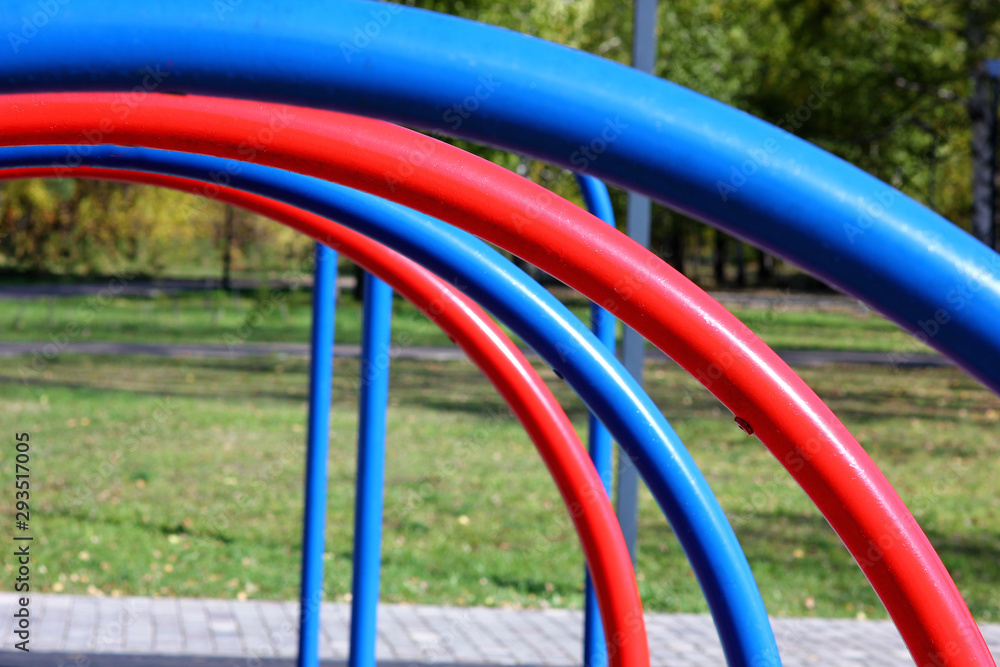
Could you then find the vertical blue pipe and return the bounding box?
[348,272,394,667]
[298,243,338,667]
[575,174,617,667]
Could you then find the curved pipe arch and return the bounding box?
[0,90,985,661]
[4,0,1000,406]
[0,148,780,664]
[3,164,650,666]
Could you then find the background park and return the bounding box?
[2,0,1000,632]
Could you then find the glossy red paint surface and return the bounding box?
[2,93,989,666]
[0,165,649,667]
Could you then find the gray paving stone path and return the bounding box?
[3,593,1000,665]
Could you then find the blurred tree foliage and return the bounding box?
[2,0,997,284]
[0,179,313,280]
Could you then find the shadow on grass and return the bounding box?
[715,509,1000,618]
[45,504,261,549]
[3,375,307,405]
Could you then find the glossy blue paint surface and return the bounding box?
[350,274,394,667]
[299,243,337,667]
[4,0,998,400]
[575,174,617,667]
[0,145,778,666]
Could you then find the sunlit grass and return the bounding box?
[0,290,928,354]
[1,354,997,621]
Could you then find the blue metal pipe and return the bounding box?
[349,273,394,667]
[0,145,780,666]
[299,242,337,667]
[574,174,616,667]
[9,0,1000,400]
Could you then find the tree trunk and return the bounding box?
[734,241,746,287]
[221,204,234,291]
[352,261,365,301]
[712,231,727,286]
[757,249,774,284]
[969,66,996,248]
[669,218,686,276]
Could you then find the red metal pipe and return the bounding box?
[0,166,649,667]
[1,92,990,666]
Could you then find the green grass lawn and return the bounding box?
[0,290,456,347]
[734,307,922,353]
[0,289,926,354]
[1,353,997,622]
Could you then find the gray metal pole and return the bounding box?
[616,0,658,563]
[988,59,1000,250]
